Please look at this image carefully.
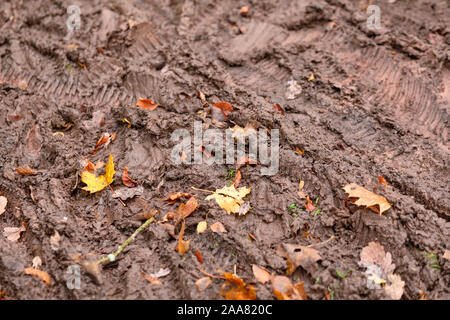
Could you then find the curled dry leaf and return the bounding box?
[271,275,306,300]
[278,243,321,275]
[167,196,199,221]
[305,196,315,211]
[136,97,159,110]
[150,267,171,278]
[88,132,111,156]
[15,167,37,176]
[176,221,190,256]
[195,250,204,264]
[273,104,285,115]
[378,176,387,186]
[24,267,51,285]
[252,265,271,284]
[3,225,26,242]
[205,184,251,214]
[343,183,391,215]
[142,273,162,285]
[210,221,227,233]
[220,271,256,300]
[196,277,212,291]
[213,102,234,120]
[0,196,7,216]
[122,167,137,187]
[157,192,193,204]
[197,220,208,234]
[233,170,242,188]
[81,153,115,193]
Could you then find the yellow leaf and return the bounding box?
[81,154,115,193]
[343,183,391,215]
[205,185,251,214]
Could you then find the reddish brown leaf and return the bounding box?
[271,275,306,300]
[88,132,111,156]
[136,97,158,110]
[233,170,242,188]
[176,221,190,256]
[213,102,234,120]
[240,6,249,17]
[220,272,256,300]
[83,160,95,173]
[122,167,137,187]
[195,250,204,264]
[177,196,199,220]
[273,104,285,115]
[15,167,37,176]
[378,175,387,186]
[157,192,193,204]
[305,196,315,211]
[278,243,321,275]
[135,208,159,221]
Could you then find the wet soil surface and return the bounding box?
[0,0,449,300]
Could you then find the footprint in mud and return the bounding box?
[122,137,163,180]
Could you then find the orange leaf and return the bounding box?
[305,196,315,211]
[195,250,204,264]
[24,267,51,285]
[88,132,111,156]
[157,192,193,204]
[378,176,387,186]
[273,104,285,115]
[177,196,199,220]
[220,272,256,300]
[176,221,190,256]
[213,102,234,120]
[122,167,137,187]
[210,221,227,233]
[136,97,158,110]
[343,183,391,215]
[15,167,37,176]
[233,170,242,188]
[271,275,306,300]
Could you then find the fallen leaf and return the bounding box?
[297,180,306,199]
[176,196,199,220]
[240,5,249,17]
[136,208,159,221]
[343,183,391,215]
[205,184,251,214]
[88,132,111,156]
[359,241,395,275]
[220,271,256,300]
[24,267,51,285]
[157,192,193,204]
[443,250,450,261]
[233,170,242,188]
[136,97,158,110]
[196,277,212,291]
[229,123,257,140]
[213,102,234,120]
[305,196,315,211]
[252,265,271,284]
[238,201,251,216]
[3,225,26,242]
[50,231,61,251]
[210,221,227,233]
[176,221,190,256]
[378,176,387,186]
[122,167,137,187]
[142,273,162,285]
[195,250,204,264]
[81,153,115,193]
[278,243,321,275]
[83,160,95,173]
[15,167,37,176]
[32,256,42,269]
[295,147,305,155]
[273,104,285,115]
[150,267,171,278]
[384,274,404,300]
[0,196,7,216]
[197,221,208,234]
[308,73,315,81]
[271,275,306,300]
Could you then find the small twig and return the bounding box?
[307,235,335,248]
[97,216,155,264]
[109,185,126,207]
[191,186,214,193]
[197,267,226,280]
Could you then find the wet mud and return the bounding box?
[0,0,449,299]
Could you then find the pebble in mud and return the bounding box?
[285,80,302,100]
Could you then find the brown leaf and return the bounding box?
[240,5,249,17]
[279,243,321,275]
[220,272,256,300]
[15,167,37,176]
[83,160,95,173]
[136,97,158,110]
[176,221,190,256]
[87,132,111,156]
[210,221,227,233]
[252,265,271,284]
[360,241,395,275]
[177,196,199,220]
[271,275,306,300]
[378,176,387,186]
[50,231,61,251]
[443,250,450,261]
[135,208,159,221]
[273,104,285,115]
[142,273,162,285]
[343,183,391,215]
[24,267,51,285]
[195,250,204,264]
[213,102,234,120]
[122,167,137,187]
[157,192,193,204]
[0,196,7,216]
[195,277,212,291]
[305,196,315,211]
[233,170,242,188]
[3,225,26,242]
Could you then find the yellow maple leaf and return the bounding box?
[343,183,391,215]
[81,154,116,193]
[206,185,251,214]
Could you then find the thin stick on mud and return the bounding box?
[97,216,155,265]
[191,186,214,193]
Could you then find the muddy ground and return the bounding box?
[0,0,449,300]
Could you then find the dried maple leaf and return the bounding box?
[205,184,251,214]
[157,192,193,204]
[176,221,190,256]
[24,267,51,285]
[252,265,271,284]
[210,221,227,233]
[197,220,207,234]
[220,271,256,300]
[271,275,306,300]
[136,97,159,110]
[3,224,26,242]
[15,167,37,176]
[343,183,391,215]
[278,243,321,275]
[213,102,234,120]
[196,277,212,291]
[81,154,115,193]
[0,196,7,216]
[122,167,137,187]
